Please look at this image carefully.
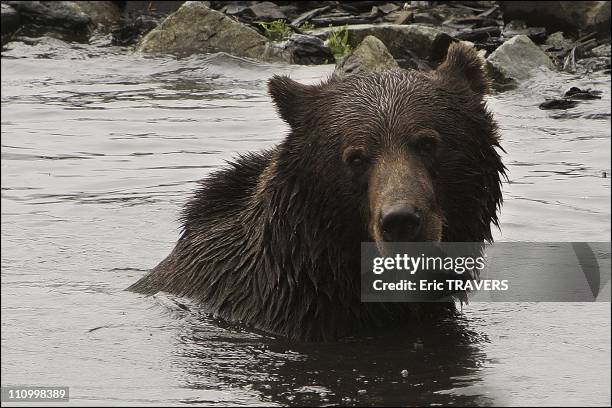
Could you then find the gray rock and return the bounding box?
[413,12,440,25]
[1,4,21,45]
[72,1,121,28]
[454,26,501,42]
[500,1,611,38]
[383,10,413,25]
[122,1,186,16]
[589,43,611,58]
[6,1,91,31]
[341,1,385,13]
[310,13,375,27]
[249,1,285,22]
[221,3,256,21]
[111,14,160,46]
[502,20,547,43]
[442,16,499,29]
[545,31,573,50]
[311,23,455,64]
[285,33,334,65]
[291,6,331,27]
[576,56,611,72]
[4,1,121,39]
[334,35,399,77]
[378,3,400,14]
[137,2,290,62]
[487,35,555,85]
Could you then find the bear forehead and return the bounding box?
[321,71,467,135]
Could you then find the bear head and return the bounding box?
[268,43,505,252]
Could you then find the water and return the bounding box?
[1,37,610,406]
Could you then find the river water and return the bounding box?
[1,37,610,406]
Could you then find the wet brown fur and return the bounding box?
[128,43,506,341]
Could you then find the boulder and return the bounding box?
[291,6,331,27]
[576,57,611,73]
[249,1,285,22]
[1,4,21,46]
[310,12,376,27]
[72,1,121,28]
[121,1,187,16]
[500,1,611,38]
[486,35,555,86]
[285,33,335,65]
[383,10,413,25]
[4,1,121,39]
[137,2,290,62]
[544,31,573,50]
[221,3,256,22]
[311,23,455,65]
[111,15,160,46]
[589,43,611,58]
[334,35,399,77]
[502,20,547,44]
[6,1,91,32]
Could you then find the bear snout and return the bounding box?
[379,203,423,242]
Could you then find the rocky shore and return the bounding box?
[2,1,610,92]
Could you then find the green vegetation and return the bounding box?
[258,19,292,42]
[297,21,315,32]
[326,25,352,58]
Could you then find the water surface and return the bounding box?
[1,37,610,406]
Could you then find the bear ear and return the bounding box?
[268,75,318,129]
[435,43,489,96]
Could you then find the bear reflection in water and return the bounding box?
[173,306,492,406]
[129,43,506,341]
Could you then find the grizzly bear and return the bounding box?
[129,43,505,341]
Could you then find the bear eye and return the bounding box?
[343,147,370,171]
[413,131,440,157]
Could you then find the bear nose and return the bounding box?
[379,204,422,242]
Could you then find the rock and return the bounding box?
[310,12,375,27]
[6,1,91,32]
[73,1,121,28]
[311,23,455,64]
[111,15,160,46]
[137,2,290,62]
[474,37,505,55]
[340,1,384,13]
[290,5,331,27]
[502,20,547,44]
[500,1,611,38]
[443,16,499,29]
[121,1,186,15]
[589,43,611,58]
[249,1,285,22]
[221,3,256,22]
[378,3,400,14]
[565,86,602,99]
[576,56,611,72]
[285,33,335,65]
[1,4,21,46]
[454,26,501,42]
[413,12,440,25]
[334,35,399,77]
[487,35,555,85]
[5,1,121,39]
[384,10,413,25]
[539,99,579,110]
[544,31,573,50]
[478,5,501,19]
